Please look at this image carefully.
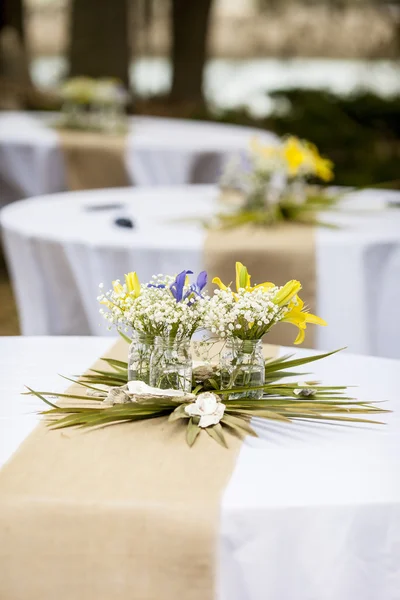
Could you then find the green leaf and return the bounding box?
[25,386,59,409]
[264,348,345,373]
[58,374,105,396]
[101,357,129,372]
[208,378,220,390]
[168,404,190,422]
[206,424,227,447]
[118,330,132,344]
[192,384,203,395]
[25,390,91,401]
[222,413,258,437]
[186,419,201,447]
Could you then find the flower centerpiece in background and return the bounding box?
[58,76,129,133]
[99,270,209,391]
[216,135,337,228]
[205,262,326,399]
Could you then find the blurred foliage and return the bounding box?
[139,90,400,187]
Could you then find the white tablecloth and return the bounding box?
[2,185,400,358]
[0,111,276,205]
[1,336,399,600]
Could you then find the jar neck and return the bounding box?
[155,335,191,350]
[231,338,263,354]
[134,331,155,345]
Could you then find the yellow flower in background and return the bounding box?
[282,297,327,344]
[281,136,334,182]
[248,135,334,184]
[306,142,334,182]
[283,137,309,177]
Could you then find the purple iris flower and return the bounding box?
[183,271,208,304]
[170,270,193,302]
[169,270,208,303]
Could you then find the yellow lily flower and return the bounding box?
[283,137,309,177]
[306,142,334,182]
[236,261,251,291]
[213,262,274,297]
[125,271,141,298]
[272,280,302,307]
[99,280,123,308]
[112,280,124,295]
[282,297,327,344]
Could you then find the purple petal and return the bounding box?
[196,271,208,291]
[170,270,192,302]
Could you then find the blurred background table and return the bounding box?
[2,185,400,358]
[0,111,276,205]
[1,335,400,600]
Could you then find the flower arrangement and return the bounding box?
[207,262,325,344]
[206,262,326,399]
[216,135,338,228]
[58,76,129,133]
[99,270,209,342]
[26,261,388,447]
[99,269,209,392]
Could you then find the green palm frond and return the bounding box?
[25,347,389,447]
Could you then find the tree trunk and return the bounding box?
[0,0,24,41]
[169,0,213,105]
[68,0,130,87]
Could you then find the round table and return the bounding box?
[1,336,400,600]
[0,111,276,205]
[2,185,400,358]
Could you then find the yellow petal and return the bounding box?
[212,277,228,291]
[273,280,302,307]
[235,262,251,291]
[305,313,327,326]
[125,272,140,297]
[112,280,124,295]
[253,282,275,291]
[294,327,305,345]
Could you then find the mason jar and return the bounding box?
[220,338,265,400]
[128,332,155,384]
[150,337,192,393]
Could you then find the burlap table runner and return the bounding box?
[58,130,129,191]
[0,339,277,600]
[204,223,316,347]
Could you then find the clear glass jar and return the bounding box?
[128,332,155,384]
[150,337,192,393]
[220,338,265,400]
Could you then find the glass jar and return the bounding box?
[128,332,155,384]
[150,337,192,393]
[220,338,265,400]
